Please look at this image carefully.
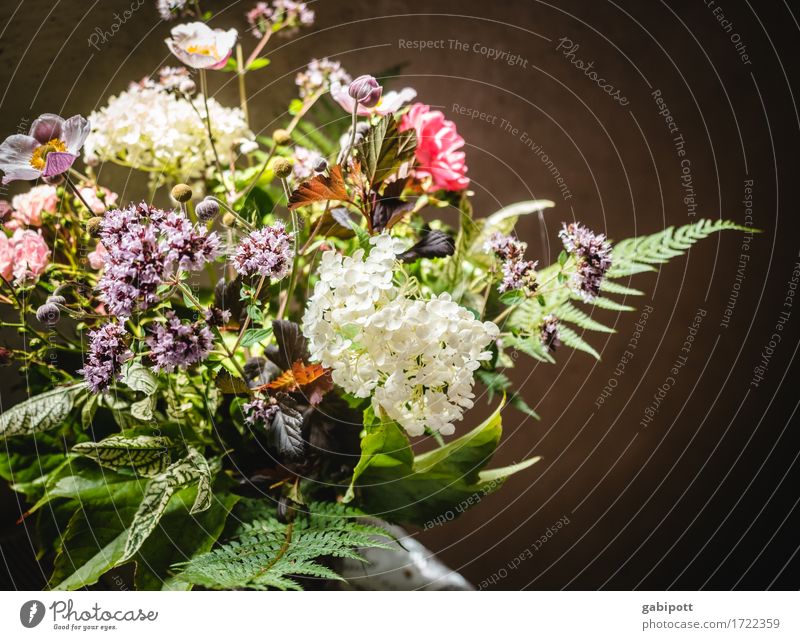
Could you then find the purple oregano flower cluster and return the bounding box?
[559,222,613,301]
[486,232,539,295]
[232,222,294,279]
[146,310,214,373]
[77,322,133,392]
[96,202,220,317]
[80,202,221,393]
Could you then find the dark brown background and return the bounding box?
[1,0,799,589]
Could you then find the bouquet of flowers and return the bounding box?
[0,1,746,591]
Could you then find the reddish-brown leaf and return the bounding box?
[265,361,329,393]
[288,164,348,209]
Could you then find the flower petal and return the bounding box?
[1,165,41,185]
[0,134,38,165]
[30,114,65,144]
[42,151,76,177]
[61,115,91,154]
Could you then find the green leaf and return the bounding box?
[72,435,175,478]
[49,478,144,590]
[0,384,82,439]
[557,301,616,333]
[481,199,556,237]
[240,327,272,347]
[135,485,239,590]
[172,500,391,590]
[120,448,214,563]
[352,400,541,523]
[343,408,413,503]
[609,219,753,278]
[558,325,601,360]
[357,115,417,186]
[122,362,158,395]
[246,57,270,71]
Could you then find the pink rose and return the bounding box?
[79,185,118,214]
[399,103,469,192]
[8,184,58,229]
[0,233,13,281]
[10,229,49,282]
[88,241,108,270]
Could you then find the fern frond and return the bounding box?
[589,296,636,312]
[558,326,601,360]
[609,219,749,278]
[172,501,392,591]
[600,280,644,296]
[556,302,616,333]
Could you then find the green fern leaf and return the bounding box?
[609,219,749,278]
[172,501,392,591]
[558,326,601,360]
[556,302,616,333]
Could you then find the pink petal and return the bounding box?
[42,151,76,177]
[29,114,65,144]
[61,115,91,154]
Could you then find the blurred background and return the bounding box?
[1,0,799,589]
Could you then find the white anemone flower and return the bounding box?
[166,22,238,70]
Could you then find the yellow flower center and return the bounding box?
[30,138,67,170]
[186,43,220,58]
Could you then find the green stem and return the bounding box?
[231,274,267,354]
[199,69,231,195]
[236,43,249,127]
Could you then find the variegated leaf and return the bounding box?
[72,435,174,478]
[120,447,212,562]
[0,384,82,439]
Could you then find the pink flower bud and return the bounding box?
[348,75,382,108]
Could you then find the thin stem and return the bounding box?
[64,174,95,214]
[199,68,231,195]
[205,196,255,231]
[236,43,249,126]
[235,90,324,203]
[245,29,272,68]
[231,275,267,354]
[299,200,331,255]
[344,108,359,174]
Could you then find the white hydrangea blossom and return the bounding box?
[302,233,499,436]
[84,80,254,180]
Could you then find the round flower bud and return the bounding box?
[221,212,236,227]
[348,74,382,108]
[36,302,60,325]
[86,217,104,237]
[179,79,197,95]
[195,198,220,222]
[272,129,292,146]
[313,157,328,173]
[272,157,294,179]
[85,153,100,168]
[47,294,66,306]
[170,183,193,203]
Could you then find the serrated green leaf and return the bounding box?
[72,435,174,478]
[558,325,601,360]
[357,115,417,186]
[120,447,213,562]
[0,384,82,439]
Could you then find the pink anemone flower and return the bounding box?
[0,113,90,185]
